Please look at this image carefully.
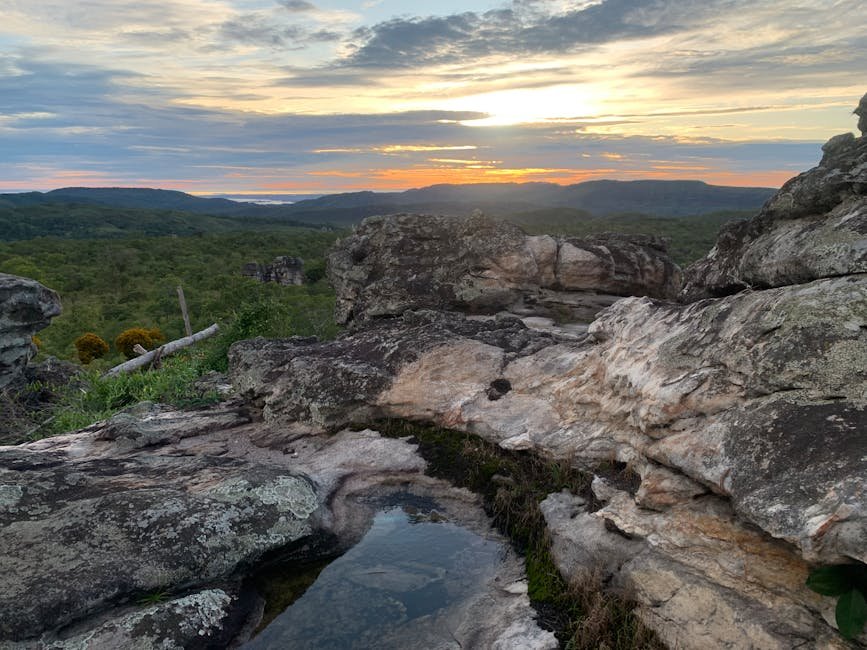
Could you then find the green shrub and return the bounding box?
[73,333,109,364]
[114,327,165,359]
[807,564,867,639]
[200,292,339,372]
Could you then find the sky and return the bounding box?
[0,0,864,195]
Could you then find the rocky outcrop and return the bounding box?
[0,401,554,648]
[232,100,867,649]
[1,357,82,445]
[327,213,681,326]
[0,274,61,389]
[229,295,865,647]
[681,115,867,301]
[242,256,305,286]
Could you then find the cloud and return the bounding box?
[1,0,862,194]
[0,60,827,193]
[279,0,317,11]
[218,15,340,49]
[342,0,723,67]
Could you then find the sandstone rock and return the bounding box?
[242,256,305,286]
[0,274,61,389]
[682,98,867,301]
[229,312,558,430]
[327,213,681,326]
[0,357,82,445]
[0,407,319,640]
[230,270,867,646]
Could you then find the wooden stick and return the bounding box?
[104,323,219,377]
[177,286,193,337]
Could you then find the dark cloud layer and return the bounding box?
[344,0,724,67]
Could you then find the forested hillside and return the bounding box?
[3,180,772,227]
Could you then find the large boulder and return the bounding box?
[242,256,305,286]
[681,97,867,301]
[0,274,61,389]
[327,213,681,326]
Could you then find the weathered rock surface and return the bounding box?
[327,213,681,326]
[229,312,558,430]
[0,357,82,445]
[0,405,319,641]
[682,118,867,300]
[0,401,553,648]
[0,273,61,389]
[242,256,305,286]
[231,286,866,645]
[4,589,238,650]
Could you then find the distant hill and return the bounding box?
[0,180,775,230]
[0,202,321,242]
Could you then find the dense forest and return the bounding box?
[0,228,341,364]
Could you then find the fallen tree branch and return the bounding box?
[104,324,219,377]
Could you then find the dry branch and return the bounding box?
[104,323,219,377]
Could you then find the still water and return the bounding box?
[245,505,505,649]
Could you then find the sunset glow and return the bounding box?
[1,0,863,194]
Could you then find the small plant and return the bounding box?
[31,335,43,351]
[114,327,165,359]
[806,563,867,639]
[137,589,170,606]
[73,333,109,364]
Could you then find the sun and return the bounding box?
[435,84,602,127]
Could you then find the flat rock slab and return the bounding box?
[229,273,867,647]
[0,442,318,640]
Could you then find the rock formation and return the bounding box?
[328,213,681,326]
[0,274,61,390]
[856,92,867,136]
[231,99,867,648]
[681,111,867,301]
[0,401,556,648]
[242,256,305,286]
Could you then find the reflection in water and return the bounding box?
[245,506,504,650]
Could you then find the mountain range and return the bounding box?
[1,180,776,227]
